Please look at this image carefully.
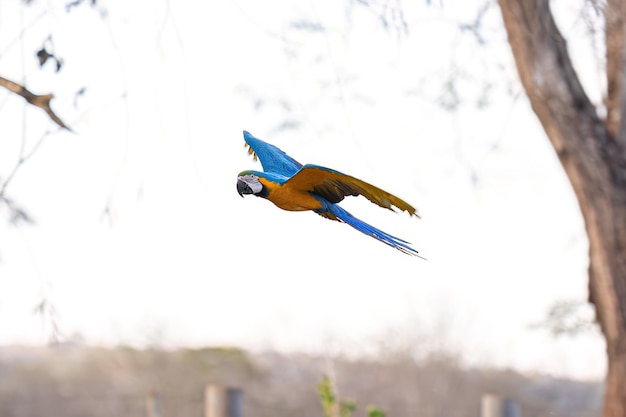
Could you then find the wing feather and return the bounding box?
[285,164,419,217]
[243,131,302,176]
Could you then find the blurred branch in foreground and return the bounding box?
[0,75,71,130]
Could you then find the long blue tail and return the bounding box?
[323,203,423,258]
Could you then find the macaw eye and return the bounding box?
[240,174,258,182]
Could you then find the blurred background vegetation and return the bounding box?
[0,345,602,417]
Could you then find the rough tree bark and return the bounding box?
[497,1,626,416]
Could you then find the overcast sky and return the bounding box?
[0,0,605,380]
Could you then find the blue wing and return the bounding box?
[243,131,302,176]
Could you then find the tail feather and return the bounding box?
[323,203,423,258]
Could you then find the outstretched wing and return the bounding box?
[285,164,419,217]
[243,131,302,176]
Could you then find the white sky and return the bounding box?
[0,0,606,380]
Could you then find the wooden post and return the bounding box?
[482,394,502,417]
[145,390,162,417]
[481,394,521,417]
[502,398,522,417]
[227,388,243,417]
[205,384,243,417]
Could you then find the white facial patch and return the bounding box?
[238,174,263,194]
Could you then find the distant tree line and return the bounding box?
[0,346,602,417]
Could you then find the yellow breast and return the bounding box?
[259,178,323,212]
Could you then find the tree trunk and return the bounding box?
[497,1,626,416]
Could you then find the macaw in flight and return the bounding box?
[236,131,422,257]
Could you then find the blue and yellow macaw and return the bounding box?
[236,131,422,256]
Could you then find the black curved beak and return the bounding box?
[237,179,253,197]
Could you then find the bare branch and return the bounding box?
[530,300,599,337]
[0,195,33,226]
[0,131,49,199]
[0,75,71,130]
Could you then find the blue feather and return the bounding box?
[320,201,423,258]
[243,131,302,176]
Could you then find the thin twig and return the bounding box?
[0,130,52,200]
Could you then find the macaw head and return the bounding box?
[237,171,267,198]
